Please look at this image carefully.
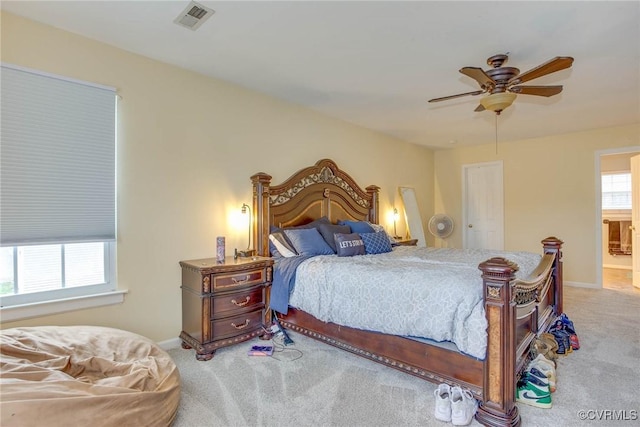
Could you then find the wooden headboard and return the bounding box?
[250,159,380,257]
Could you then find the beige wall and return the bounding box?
[0,12,434,340]
[434,123,640,286]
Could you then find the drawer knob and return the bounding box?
[231,319,250,330]
[231,275,250,284]
[231,296,251,307]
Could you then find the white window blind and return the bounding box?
[602,172,632,210]
[1,63,116,246]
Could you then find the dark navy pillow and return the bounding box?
[317,223,351,253]
[290,216,331,230]
[359,232,393,254]
[284,228,334,256]
[338,220,375,234]
[334,233,365,257]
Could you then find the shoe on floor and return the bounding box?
[550,329,572,355]
[516,378,552,409]
[534,333,559,363]
[528,360,557,393]
[527,367,550,387]
[433,383,451,422]
[450,386,478,426]
[557,313,577,334]
[539,333,560,355]
[569,333,580,350]
[553,313,580,350]
[520,372,550,394]
[531,353,557,370]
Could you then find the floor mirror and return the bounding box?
[399,187,427,247]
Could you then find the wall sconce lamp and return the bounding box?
[393,208,401,239]
[237,203,255,258]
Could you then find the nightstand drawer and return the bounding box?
[212,286,264,317]
[213,267,265,291]
[211,309,264,340]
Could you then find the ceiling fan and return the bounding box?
[428,54,574,114]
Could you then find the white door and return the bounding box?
[463,161,504,250]
[631,155,640,288]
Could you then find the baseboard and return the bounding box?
[603,264,632,270]
[158,337,182,350]
[565,281,600,289]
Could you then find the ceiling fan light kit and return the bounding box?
[428,54,574,114]
[479,92,517,114]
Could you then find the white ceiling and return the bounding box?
[3,1,639,149]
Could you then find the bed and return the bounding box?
[0,326,181,427]
[250,159,563,427]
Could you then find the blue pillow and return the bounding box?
[338,220,375,234]
[334,233,365,257]
[284,228,334,256]
[360,232,393,254]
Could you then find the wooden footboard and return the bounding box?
[476,237,563,427]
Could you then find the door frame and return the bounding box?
[462,160,504,250]
[595,146,640,289]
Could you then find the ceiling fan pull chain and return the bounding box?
[495,113,499,154]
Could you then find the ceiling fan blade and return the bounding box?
[510,85,563,97]
[474,104,485,112]
[459,67,495,89]
[509,57,574,84]
[428,90,484,103]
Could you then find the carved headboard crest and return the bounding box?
[269,163,370,209]
[250,159,380,256]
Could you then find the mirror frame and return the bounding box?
[399,186,427,247]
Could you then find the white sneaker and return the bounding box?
[528,360,557,392]
[450,386,478,426]
[433,383,451,422]
[531,353,556,371]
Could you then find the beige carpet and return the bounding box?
[168,286,640,427]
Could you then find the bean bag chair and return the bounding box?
[1,326,180,427]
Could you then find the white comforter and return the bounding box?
[288,246,542,359]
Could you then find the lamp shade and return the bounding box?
[480,92,517,112]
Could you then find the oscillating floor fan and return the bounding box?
[428,214,454,247]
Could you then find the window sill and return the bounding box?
[0,290,128,323]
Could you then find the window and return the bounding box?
[602,172,632,210]
[0,63,120,317]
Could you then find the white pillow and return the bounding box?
[269,233,297,257]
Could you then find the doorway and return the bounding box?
[597,147,640,291]
[462,161,504,250]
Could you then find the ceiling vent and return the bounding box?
[173,1,215,31]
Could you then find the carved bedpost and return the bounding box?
[366,185,380,224]
[542,236,564,315]
[476,258,521,427]
[251,172,272,257]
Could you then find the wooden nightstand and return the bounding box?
[179,256,274,361]
[395,238,418,246]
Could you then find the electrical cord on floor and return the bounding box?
[269,334,303,362]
